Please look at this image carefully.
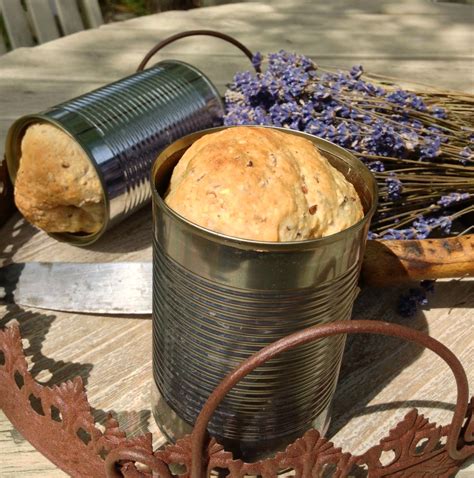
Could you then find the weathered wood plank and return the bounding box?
[0,57,472,153]
[0,0,35,49]
[105,4,474,31]
[54,0,84,35]
[0,263,472,474]
[1,57,473,162]
[0,80,108,120]
[26,0,60,44]
[0,211,153,265]
[199,0,474,16]
[0,410,67,477]
[80,0,103,28]
[33,21,472,63]
[0,50,472,92]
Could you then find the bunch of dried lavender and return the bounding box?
[224,51,474,241]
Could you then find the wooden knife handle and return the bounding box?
[361,235,474,286]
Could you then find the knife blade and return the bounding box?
[1,236,472,314]
[0,262,152,315]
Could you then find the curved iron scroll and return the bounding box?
[0,321,472,477]
[103,319,473,478]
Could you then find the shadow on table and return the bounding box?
[0,208,152,257]
[85,280,473,451]
[328,279,473,440]
[87,206,152,254]
[1,216,94,388]
[0,305,93,388]
[1,216,471,449]
[92,406,155,441]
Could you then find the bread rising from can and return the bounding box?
[14,123,105,234]
[165,127,363,241]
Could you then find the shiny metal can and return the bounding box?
[5,60,224,245]
[151,126,378,460]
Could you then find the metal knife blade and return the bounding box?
[1,236,472,314]
[0,262,152,315]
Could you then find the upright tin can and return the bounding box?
[151,126,378,460]
[5,60,224,245]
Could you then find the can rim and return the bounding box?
[151,125,379,251]
[5,114,110,245]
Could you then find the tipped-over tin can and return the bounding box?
[150,126,378,460]
[5,60,224,245]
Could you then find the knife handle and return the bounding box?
[361,234,474,286]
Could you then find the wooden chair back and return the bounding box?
[0,0,103,52]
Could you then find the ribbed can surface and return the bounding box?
[6,60,224,245]
[151,126,377,459]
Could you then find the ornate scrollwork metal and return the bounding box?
[1,321,473,477]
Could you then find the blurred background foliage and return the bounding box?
[99,0,201,20]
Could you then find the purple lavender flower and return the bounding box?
[434,215,452,234]
[224,51,471,245]
[411,217,432,238]
[420,136,442,160]
[420,280,435,293]
[362,121,405,157]
[349,65,364,80]
[413,215,452,235]
[459,146,472,165]
[437,192,470,208]
[397,280,435,317]
[400,130,419,151]
[268,102,298,125]
[268,50,315,77]
[385,174,403,201]
[386,90,427,112]
[379,213,455,240]
[410,119,424,130]
[431,106,448,119]
[306,119,328,137]
[252,52,263,71]
[381,227,419,240]
[223,105,259,126]
[367,161,385,172]
[312,84,332,101]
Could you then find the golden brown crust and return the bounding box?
[165,127,363,241]
[14,123,105,233]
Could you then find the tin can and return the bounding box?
[151,126,378,460]
[5,60,224,245]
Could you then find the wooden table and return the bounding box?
[1,0,473,476]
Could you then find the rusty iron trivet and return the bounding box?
[0,321,473,477]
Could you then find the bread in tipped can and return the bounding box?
[14,123,105,234]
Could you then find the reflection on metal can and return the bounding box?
[151,126,378,460]
[6,60,224,245]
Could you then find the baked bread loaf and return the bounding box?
[165,127,363,241]
[14,123,105,234]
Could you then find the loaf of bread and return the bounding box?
[14,123,105,234]
[165,127,363,241]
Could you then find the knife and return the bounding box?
[0,262,152,315]
[1,236,473,314]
